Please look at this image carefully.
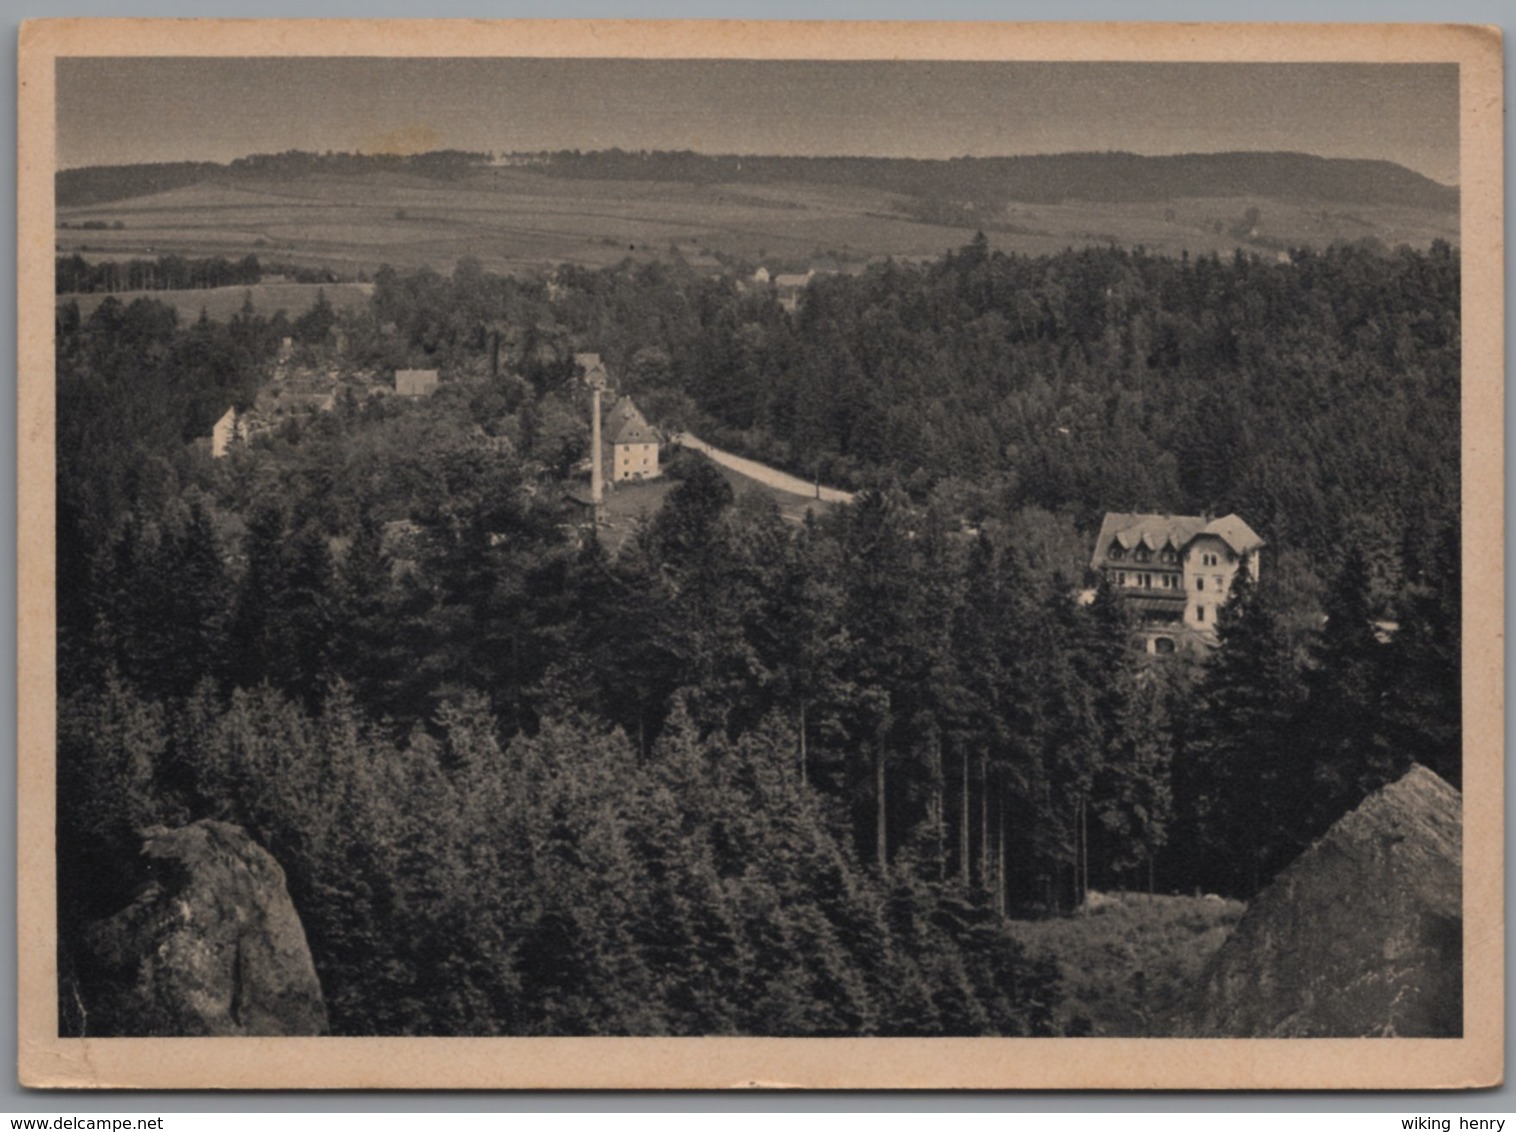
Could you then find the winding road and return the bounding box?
[669,432,856,505]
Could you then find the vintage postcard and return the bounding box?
[16,20,1503,1089]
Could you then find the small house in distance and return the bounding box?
[1090,512,1264,654]
[773,270,815,313]
[604,396,661,482]
[573,352,611,389]
[210,407,246,459]
[394,368,439,397]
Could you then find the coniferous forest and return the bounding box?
[56,236,1461,1036]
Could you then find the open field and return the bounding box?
[56,169,1459,280]
[58,281,373,324]
[1004,891,1247,1037]
[595,459,839,555]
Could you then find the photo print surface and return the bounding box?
[18,19,1503,1089]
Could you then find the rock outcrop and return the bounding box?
[1182,764,1462,1037]
[82,820,328,1036]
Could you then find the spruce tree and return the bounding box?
[1301,546,1405,833]
[1383,524,1461,786]
[1180,562,1309,895]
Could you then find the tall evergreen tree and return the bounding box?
[1382,524,1462,786]
[1180,562,1310,895]
[1300,546,1406,833]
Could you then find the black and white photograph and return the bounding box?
[17,19,1503,1089]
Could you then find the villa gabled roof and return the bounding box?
[1090,512,1264,571]
[1198,513,1265,556]
[574,352,611,388]
[604,397,660,446]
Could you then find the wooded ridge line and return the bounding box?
[57,148,1459,211]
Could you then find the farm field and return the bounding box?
[55,168,1459,280]
[58,281,373,323]
[1004,891,1247,1037]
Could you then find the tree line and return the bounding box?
[56,253,265,295]
[537,149,1457,210]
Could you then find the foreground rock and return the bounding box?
[83,820,328,1036]
[1183,764,1461,1038]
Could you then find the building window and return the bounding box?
[1109,545,1124,561]
[1196,577,1204,591]
[1197,605,1206,622]
[1117,572,1126,586]
[1142,574,1151,588]
[1154,637,1176,655]
[1214,576,1224,591]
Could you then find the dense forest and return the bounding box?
[56,235,1461,1036]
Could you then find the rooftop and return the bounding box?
[574,352,611,388]
[605,396,660,446]
[1090,512,1264,571]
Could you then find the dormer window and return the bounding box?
[1109,544,1124,561]
[1134,547,1150,563]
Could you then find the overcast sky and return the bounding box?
[57,58,1460,184]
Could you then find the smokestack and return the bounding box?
[591,386,603,516]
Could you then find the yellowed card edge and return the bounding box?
[16,18,1504,1091]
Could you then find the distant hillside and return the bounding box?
[536,149,1460,211]
[58,148,1458,212]
[57,150,491,208]
[56,147,1459,278]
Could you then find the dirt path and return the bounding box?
[670,432,856,504]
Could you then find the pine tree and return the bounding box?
[329,510,403,709]
[1181,562,1310,895]
[1383,524,1461,786]
[227,501,290,690]
[154,497,230,699]
[1094,666,1174,893]
[1301,546,1405,832]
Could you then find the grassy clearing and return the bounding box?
[594,478,676,555]
[1004,891,1246,1037]
[593,460,838,556]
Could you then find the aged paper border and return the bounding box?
[16,18,1504,1090]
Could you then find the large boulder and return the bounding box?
[82,820,328,1036]
[1183,764,1461,1037]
